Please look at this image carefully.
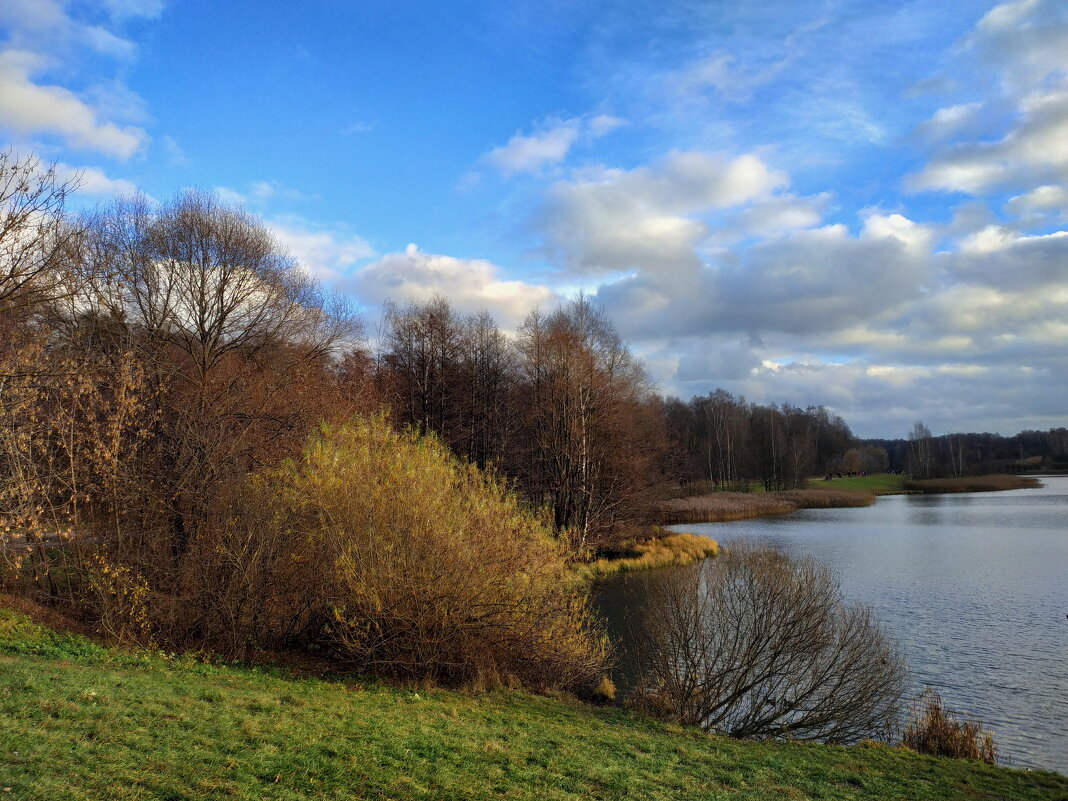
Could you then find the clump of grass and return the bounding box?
[904,475,1041,494]
[902,689,997,764]
[0,608,107,661]
[574,530,718,581]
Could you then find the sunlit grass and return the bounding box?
[808,473,909,494]
[2,608,1066,800]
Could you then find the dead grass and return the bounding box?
[903,689,998,764]
[904,475,1042,494]
[574,530,719,581]
[657,489,873,525]
[778,489,876,509]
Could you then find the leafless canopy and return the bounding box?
[0,151,82,315]
[81,190,359,374]
[630,543,906,743]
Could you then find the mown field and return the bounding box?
[808,473,909,494]
[2,609,1066,801]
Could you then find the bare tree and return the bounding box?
[0,151,83,315]
[630,543,906,743]
[908,420,934,479]
[516,297,662,547]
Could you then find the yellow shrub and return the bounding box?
[258,414,608,691]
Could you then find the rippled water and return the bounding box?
[593,476,1068,773]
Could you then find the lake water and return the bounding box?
[593,476,1068,774]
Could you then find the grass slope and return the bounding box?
[808,474,908,494]
[2,609,1066,801]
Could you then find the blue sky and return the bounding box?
[2,0,1066,438]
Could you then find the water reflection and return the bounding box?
[593,476,1068,774]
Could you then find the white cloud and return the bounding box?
[267,218,376,283]
[916,102,983,141]
[162,135,188,166]
[100,0,165,20]
[542,151,787,275]
[0,50,147,158]
[731,193,830,237]
[0,0,68,35]
[353,244,557,330]
[484,123,579,176]
[53,162,138,196]
[907,0,1068,196]
[969,0,1068,91]
[587,114,625,137]
[482,114,626,176]
[1006,184,1068,217]
[214,180,316,207]
[82,26,137,59]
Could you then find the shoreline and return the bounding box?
[656,473,1041,527]
[584,474,1044,578]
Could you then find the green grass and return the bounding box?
[2,608,1066,800]
[809,473,909,494]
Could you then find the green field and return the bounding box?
[2,609,1065,800]
[808,473,909,494]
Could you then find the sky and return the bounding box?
[1,0,1066,439]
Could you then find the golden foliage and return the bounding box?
[247,414,609,690]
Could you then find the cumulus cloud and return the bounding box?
[482,114,625,176]
[52,162,138,196]
[485,124,579,176]
[267,218,376,283]
[730,193,830,238]
[906,83,1068,194]
[542,151,787,275]
[907,0,1068,196]
[0,50,148,158]
[352,244,557,330]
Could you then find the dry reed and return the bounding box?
[904,475,1041,494]
[902,689,997,764]
[657,489,873,525]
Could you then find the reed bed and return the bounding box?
[658,492,797,524]
[657,488,874,525]
[777,489,876,509]
[904,475,1041,494]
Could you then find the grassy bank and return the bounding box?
[658,489,874,526]
[574,530,718,581]
[2,609,1065,801]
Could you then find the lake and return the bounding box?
[593,476,1068,773]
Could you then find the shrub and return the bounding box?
[902,689,997,763]
[251,414,608,691]
[629,543,906,742]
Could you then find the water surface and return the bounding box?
[593,476,1068,773]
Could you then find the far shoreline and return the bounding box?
[656,473,1042,527]
[580,474,1042,580]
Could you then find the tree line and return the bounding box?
[873,423,1068,479]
